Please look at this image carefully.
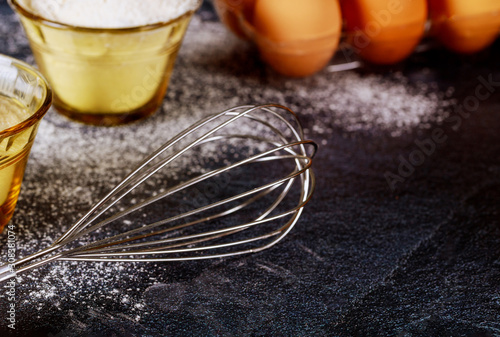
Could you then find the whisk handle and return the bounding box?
[0,264,15,283]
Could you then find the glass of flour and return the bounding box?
[9,0,200,126]
[0,54,52,232]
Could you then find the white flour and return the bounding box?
[0,11,455,328]
[19,0,200,28]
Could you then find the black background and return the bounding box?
[0,0,499,336]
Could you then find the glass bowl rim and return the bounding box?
[0,54,52,138]
[8,0,202,33]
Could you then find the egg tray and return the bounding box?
[213,0,500,77]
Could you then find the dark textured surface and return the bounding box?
[0,0,499,336]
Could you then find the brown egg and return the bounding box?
[341,0,428,65]
[214,0,256,39]
[251,0,342,77]
[428,0,500,54]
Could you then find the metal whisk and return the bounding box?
[0,104,316,282]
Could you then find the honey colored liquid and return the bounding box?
[0,96,32,231]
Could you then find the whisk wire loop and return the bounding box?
[0,104,316,283]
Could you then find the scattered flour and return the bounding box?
[309,71,453,137]
[0,8,454,331]
[18,0,200,28]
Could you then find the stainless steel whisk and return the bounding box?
[0,104,316,282]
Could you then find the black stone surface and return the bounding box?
[0,1,499,336]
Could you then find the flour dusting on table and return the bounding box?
[0,12,453,326]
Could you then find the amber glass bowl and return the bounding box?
[0,54,52,232]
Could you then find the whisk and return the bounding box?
[0,104,316,283]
